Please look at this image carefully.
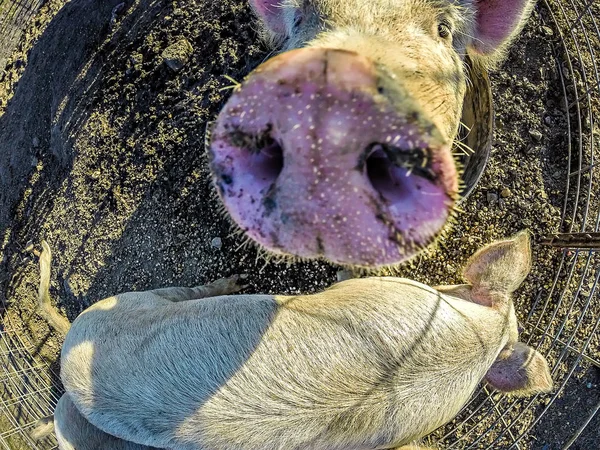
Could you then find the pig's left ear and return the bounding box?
[485,342,553,396]
[250,1,289,40]
[469,0,536,63]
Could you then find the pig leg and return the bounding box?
[149,274,247,302]
[49,394,155,449]
[37,241,71,336]
[485,342,553,396]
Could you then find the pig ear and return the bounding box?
[485,342,553,396]
[250,1,288,38]
[469,0,535,62]
[462,231,532,304]
[435,284,472,301]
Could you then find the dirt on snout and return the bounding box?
[0,0,598,449]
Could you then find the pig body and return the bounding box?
[47,233,551,450]
[63,281,504,449]
[209,0,535,267]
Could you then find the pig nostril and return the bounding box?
[366,146,410,203]
[365,144,436,204]
[229,128,284,182]
[252,138,284,182]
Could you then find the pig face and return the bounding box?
[208,0,535,267]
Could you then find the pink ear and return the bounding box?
[471,0,534,56]
[250,0,287,36]
[485,343,553,396]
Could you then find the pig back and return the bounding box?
[195,277,511,449]
[61,279,509,450]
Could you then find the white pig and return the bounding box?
[34,232,551,449]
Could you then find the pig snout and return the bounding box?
[209,48,458,267]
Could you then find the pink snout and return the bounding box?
[209,48,458,267]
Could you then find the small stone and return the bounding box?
[529,129,543,142]
[128,53,143,73]
[544,115,553,126]
[501,188,512,198]
[32,136,40,147]
[587,382,593,389]
[487,192,498,204]
[210,237,222,249]
[542,26,554,36]
[64,278,76,297]
[525,146,538,156]
[162,38,193,72]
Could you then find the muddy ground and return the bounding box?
[0,0,598,449]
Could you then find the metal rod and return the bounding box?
[527,324,600,368]
[562,399,600,449]
[541,233,600,249]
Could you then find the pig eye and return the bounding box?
[437,22,451,39]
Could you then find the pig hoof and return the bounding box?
[211,275,249,295]
[209,49,458,267]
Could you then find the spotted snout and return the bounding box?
[209,48,458,267]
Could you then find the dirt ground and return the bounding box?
[0,0,598,449]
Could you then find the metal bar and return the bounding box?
[562,399,600,450]
[525,324,600,367]
[541,232,600,248]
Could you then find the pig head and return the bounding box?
[208,0,535,267]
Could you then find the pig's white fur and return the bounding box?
[33,394,159,449]
[34,233,550,450]
[36,394,433,449]
[42,233,547,450]
[251,0,536,69]
[62,280,509,449]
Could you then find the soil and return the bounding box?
[0,0,598,449]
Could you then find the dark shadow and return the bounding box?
[0,0,129,242]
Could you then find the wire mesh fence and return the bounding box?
[0,0,598,449]
[433,0,600,447]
